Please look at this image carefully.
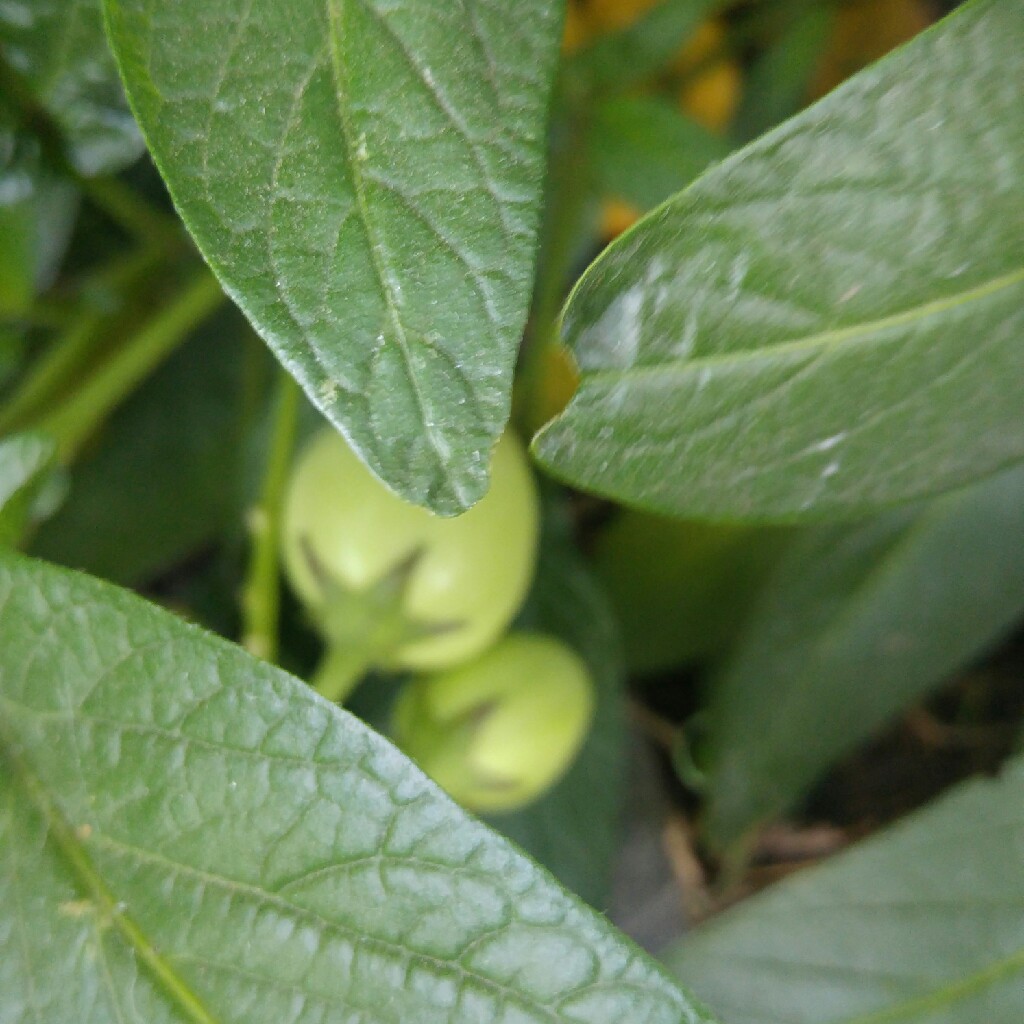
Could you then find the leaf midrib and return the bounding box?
[0,695,585,1024]
[324,0,454,498]
[0,720,220,1024]
[572,266,1024,385]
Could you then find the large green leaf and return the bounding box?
[0,0,142,182]
[535,0,1024,521]
[665,755,1024,1024]
[0,432,56,545]
[0,551,713,1024]
[102,0,561,515]
[699,463,1024,849]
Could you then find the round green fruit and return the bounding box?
[392,632,595,813]
[282,428,539,671]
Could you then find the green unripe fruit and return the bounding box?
[282,429,539,672]
[392,632,595,813]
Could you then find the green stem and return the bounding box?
[0,248,163,434]
[80,176,183,251]
[240,372,300,664]
[37,272,224,459]
[312,643,373,705]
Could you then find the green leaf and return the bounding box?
[593,513,790,674]
[0,0,142,181]
[732,4,833,143]
[493,502,628,909]
[590,96,731,214]
[32,308,268,585]
[665,755,1024,1024]
[535,0,1024,521]
[102,0,562,515]
[569,0,721,95]
[0,432,56,545]
[698,462,1024,849]
[0,550,714,1024]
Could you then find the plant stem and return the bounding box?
[312,643,373,705]
[240,372,300,664]
[0,248,163,434]
[79,176,183,250]
[36,271,224,459]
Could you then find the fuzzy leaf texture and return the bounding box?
[535,0,1024,521]
[666,755,1024,1024]
[102,0,562,514]
[0,551,713,1024]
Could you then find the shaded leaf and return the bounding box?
[569,0,720,95]
[0,177,78,314]
[103,0,562,514]
[699,463,1024,848]
[0,550,714,1024]
[666,755,1024,1024]
[593,513,790,674]
[733,5,833,142]
[0,431,56,545]
[32,308,268,585]
[0,0,142,183]
[493,501,628,909]
[590,96,730,214]
[535,0,1024,521]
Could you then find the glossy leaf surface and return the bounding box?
[700,463,1024,848]
[0,551,713,1024]
[536,0,1024,520]
[103,0,562,514]
[666,756,1024,1024]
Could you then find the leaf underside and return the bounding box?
[666,755,1024,1024]
[0,551,713,1024]
[700,462,1024,848]
[103,0,561,514]
[535,0,1024,521]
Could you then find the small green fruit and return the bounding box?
[392,632,595,813]
[281,428,539,671]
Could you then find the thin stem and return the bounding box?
[0,248,163,434]
[312,643,373,705]
[37,271,224,459]
[80,176,183,250]
[240,372,300,664]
